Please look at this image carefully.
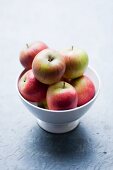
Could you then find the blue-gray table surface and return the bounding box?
[0,0,113,169]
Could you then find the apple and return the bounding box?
[32,49,66,85]
[60,46,89,79]
[18,69,48,102]
[37,100,48,109]
[19,41,48,69]
[71,75,95,106]
[46,81,78,110]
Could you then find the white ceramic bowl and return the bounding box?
[17,66,100,133]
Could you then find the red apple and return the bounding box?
[60,46,89,79]
[18,69,48,102]
[19,41,48,69]
[46,81,78,110]
[71,75,95,106]
[32,49,66,85]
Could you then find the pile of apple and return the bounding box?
[18,41,95,110]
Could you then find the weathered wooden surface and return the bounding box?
[0,0,113,169]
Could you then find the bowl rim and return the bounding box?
[16,66,100,113]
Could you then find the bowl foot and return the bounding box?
[37,119,80,134]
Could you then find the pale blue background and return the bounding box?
[0,0,113,169]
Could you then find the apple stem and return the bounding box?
[63,82,65,88]
[72,46,73,50]
[26,43,29,48]
[48,55,54,62]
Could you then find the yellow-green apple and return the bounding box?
[37,100,48,109]
[46,81,78,110]
[19,41,48,69]
[18,69,48,102]
[32,49,66,85]
[71,75,95,106]
[60,47,89,79]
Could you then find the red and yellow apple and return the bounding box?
[18,69,48,102]
[32,49,66,85]
[46,81,78,110]
[19,41,48,69]
[71,75,95,106]
[60,47,89,79]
